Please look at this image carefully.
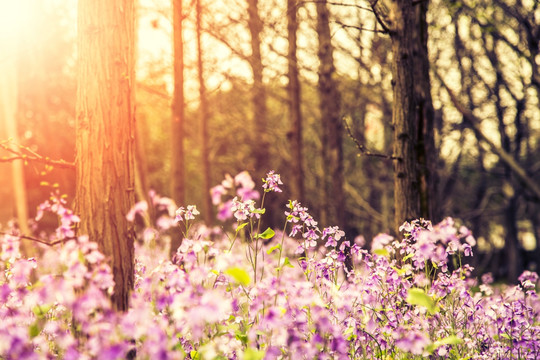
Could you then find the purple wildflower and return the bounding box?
[262,170,283,192]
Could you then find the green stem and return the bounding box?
[252,192,267,284]
[276,220,289,277]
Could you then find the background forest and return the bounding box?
[1,0,539,285]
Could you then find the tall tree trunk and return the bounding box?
[413,2,437,222]
[76,0,135,311]
[316,0,345,230]
[370,0,436,234]
[0,4,32,253]
[247,0,270,178]
[196,0,212,223]
[287,0,304,202]
[170,0,185,256]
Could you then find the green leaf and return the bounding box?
[225,267,251,286]
[236,222,249,232]
[190,350,200,360]
[426,335,463,354]
[267,244,281,255]
[282,257,294,268]
[258,227,275,240]
[438,335,463,346]
[235,331,249,346]
[29,323,40,338]
[391,266,407,276]
[402,252,414,261]
[373,248,389,257]
[406,288,438,314]
[243,347,265,360]
[32,304,52,318]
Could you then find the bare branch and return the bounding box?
[333,19,388,34]
[0,231,77,247]
[435,70,540,202]
[0,140,75,169]
[298,1,373,12]
[368,0,391,34]
[344,119,398,160]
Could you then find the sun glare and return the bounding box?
[0,1,32,46]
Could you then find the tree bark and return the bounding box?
[413,1,437,222]
[171,0,186,207]
[247,0,271,178]
[287,0,304,203]
[389,1,421,233]
[170,0,186,256]
[76,0,135,311]
[316,0,346,230]
[196,0,212,223]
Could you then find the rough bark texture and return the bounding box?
[76,0,135,311]
[389,1,421,233]
[316,0,345,230]
[170,0,185,256]
[171,0,185,207]
[196,0,212,223]
[287,0,304,203]
[247,0,270,178]
[413,2,437,222]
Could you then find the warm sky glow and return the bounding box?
[0,1,31,52]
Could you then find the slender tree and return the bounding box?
[170,0,186,256]
[0,1,31,243]
[196,0,212,223]
[316,0,346,230]
[369,0,435,234]
[76,0,135,311]
[287,0,304,202]
[247,0,271,177]
[171,0,186,208]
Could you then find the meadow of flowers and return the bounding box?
[0,171,539,359]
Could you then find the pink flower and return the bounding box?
[175,205,200,222]
[263,170,283,192]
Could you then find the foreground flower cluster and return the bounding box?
[0,172,539,359]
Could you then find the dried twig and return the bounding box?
[0,139,74,169]
[343,119,398,160]
[0,231,77,247]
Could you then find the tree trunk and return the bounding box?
[316,0,345,230]
[247,0,270,178]
[389,1,421,233]
[287,0,304,202]
[413,2,437,222]
[196,0,212,223]
[170,0,186,256]
[171,0,185,207]
[76,0,135,311]
[0,4,32,253]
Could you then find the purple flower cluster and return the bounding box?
[0,173,539,359]
[211,171,261,222]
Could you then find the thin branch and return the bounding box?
[368,0,391,34]
[0,156,75,169]
[333,20,388,34]
[344,181,384,223]
[344,119,398,160]
[298,1,373,12]
[0,140,75,169]
[0,231,77,247]
[435,70,540,202]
